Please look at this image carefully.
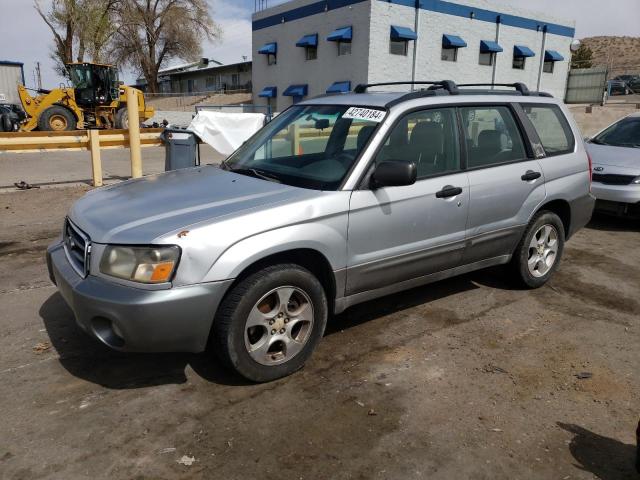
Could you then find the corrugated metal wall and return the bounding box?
[0,64,23,104]
[565,67,608,104]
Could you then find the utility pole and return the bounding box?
[36,62,42,90]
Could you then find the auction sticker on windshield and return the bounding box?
[343,107,386,123]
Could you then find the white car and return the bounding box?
[586,113,640,217]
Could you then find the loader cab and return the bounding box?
[68,63,119,107]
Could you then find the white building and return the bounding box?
[252,0,575,112]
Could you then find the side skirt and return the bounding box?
[333,255,511,314]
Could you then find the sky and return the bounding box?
[1,0,639,89]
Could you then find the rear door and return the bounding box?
[460,104,545,264]
[346,107,469,296]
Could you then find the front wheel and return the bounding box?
[212,264,328,382]
[114,108,129,129]
[511,211,565,288]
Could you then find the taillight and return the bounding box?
[587,151,593,191]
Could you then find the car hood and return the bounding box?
[69,166,321,244]
[587,143,640,170]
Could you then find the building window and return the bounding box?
[267,54,277,65]
[390,39,408,56]
[305,46,317,60]
[338,41,351,56]
[543,61,555,73]
[441,47,458,62]
[479,52,495,66]
[513,56,526,70]
[206,76,215,89]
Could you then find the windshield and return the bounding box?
[592,116,640,148]
[222,104,385,190]
[69,65,94,89]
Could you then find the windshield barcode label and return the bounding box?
[343,107,386,123]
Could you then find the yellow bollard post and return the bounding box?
[88,129,103,187]
[127,88,143,178]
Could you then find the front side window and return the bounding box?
[459,106,527,168]
[543,61,554,73]
[390,39,408,56]
[375,108,460,179]
[591,115,640,149]
[223,105,383,190]
[338,41,351,56]
[522,104,575,155]
[479,52,495,66]
[441,47,458,62]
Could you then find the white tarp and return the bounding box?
[188,111,265,156]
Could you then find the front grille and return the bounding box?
[592,173,636,185]
[63,218,91,277]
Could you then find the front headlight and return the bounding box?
[100,245,181,284]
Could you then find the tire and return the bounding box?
[212,263,328,382]
[511,211,565,289]
[37,105,76,131]
[0,114,10,132]
[114,108,128,129]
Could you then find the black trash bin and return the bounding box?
[161,129,198,171]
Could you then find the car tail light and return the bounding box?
[587,151,593,191]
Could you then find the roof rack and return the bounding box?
[457,82,531,96]
[354,81,459,95]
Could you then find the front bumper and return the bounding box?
[46,242,233,353]
[591,182,640,205]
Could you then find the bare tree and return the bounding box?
[34,0,118,78]
[35,0,80,77]
[109,0,221,92]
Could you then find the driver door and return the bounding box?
[346,107,469,296]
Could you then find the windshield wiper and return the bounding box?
[228,167,282,183]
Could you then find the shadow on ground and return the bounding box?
[587,212,640,233]
[40,265,515,390]
[558,422,638,480]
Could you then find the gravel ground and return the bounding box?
[0,186,638,480]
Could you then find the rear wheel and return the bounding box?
[37,105,76,131]
[212,264,328,382]
[511,211,565,288]
[114,108,129,129]
[0,114,12,132]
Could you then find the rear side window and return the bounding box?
[459,106,527,169]
[521,104,575,156]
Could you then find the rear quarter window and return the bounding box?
[521,104,575,156]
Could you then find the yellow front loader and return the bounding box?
[18,62,154,132]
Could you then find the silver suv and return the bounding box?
[47,81,594,382]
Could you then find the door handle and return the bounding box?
[521,170,542,181]
[435,185,463,198]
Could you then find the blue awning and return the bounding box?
[480,40,503,53]
[327,26,352,42]
[283,84,308,97]
[390,25,417,41]
[296,34,318,48]
[258,42,277,55]
[258,86,277,98]
[545,50,564,62]
[514,45,536,58]
[326,81,351,94]
[442,34,467,48]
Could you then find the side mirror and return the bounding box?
[371,161,417,188]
